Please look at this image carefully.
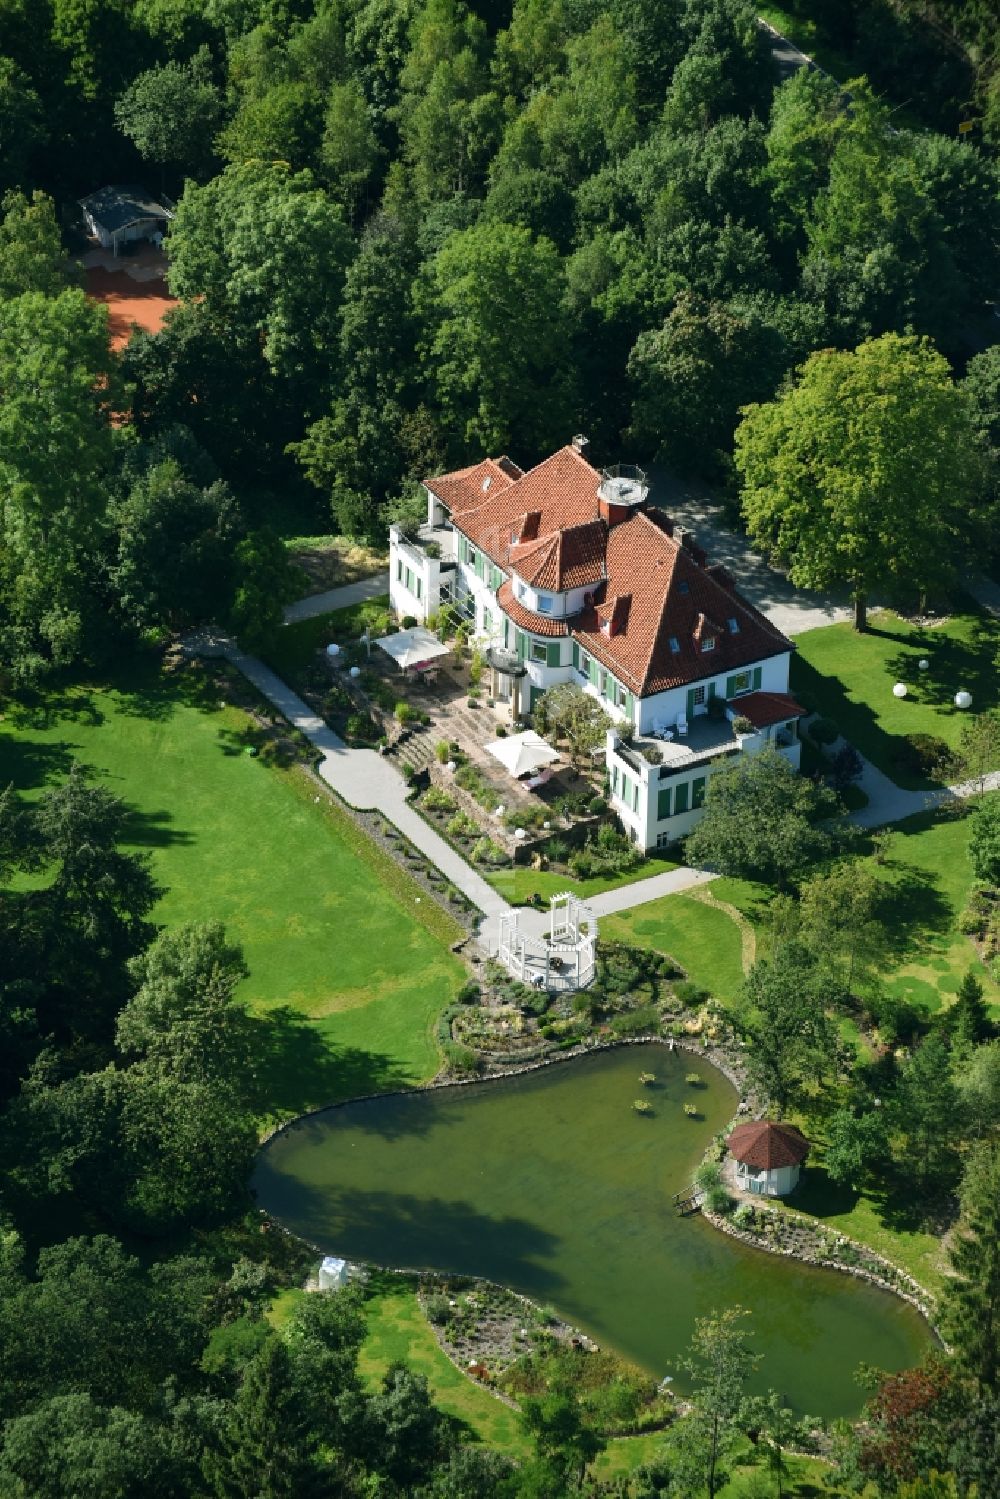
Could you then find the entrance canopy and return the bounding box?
[485,729,560,779]
[376,627,450,672]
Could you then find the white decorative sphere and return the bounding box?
[349,665,361,678]
[325,643,340,658]
[955,690,973,710]
[543,820,551,829]
[515,828,526,840]
[892,682,908,699]
[918,658,929,671]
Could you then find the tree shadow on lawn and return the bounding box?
[4,683,106,733]
[110,655,228,723]
[793,1160,937,1237]
[0,734,78,791]
[122,806,196,849]
[885,620,999,719]
[874,860,953,971]
[253,1005,426,1120]
[790,656,947,790]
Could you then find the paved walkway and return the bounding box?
[283,573,390,625]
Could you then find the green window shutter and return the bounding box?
[708,681,717,700]
[546,641,560,667]
[588,656,598,685]
[516,629,527,661]
[675,782,689,814]
[686,688,696,718]
[458,537,467,564]
[491,566,501,589]
[572,642,580,670]
[625,691,634,720]
[632,781,640,812]
[692,776,706,808]
[725,675,737,698]
[611,764,619,793]
[658,787,671,820]
[752,666,762,690]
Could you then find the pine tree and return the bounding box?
[951,969,992,1049]
[205,1337,316,1498]
[943,1142,1000,1390]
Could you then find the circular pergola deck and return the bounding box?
[497,892,597,993]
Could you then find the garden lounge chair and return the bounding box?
[675,713,689,737]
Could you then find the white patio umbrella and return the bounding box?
[485,730,560,779]
[375,626,450,673]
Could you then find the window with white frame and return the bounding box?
[692,685,706,706]
[727,617,740,634]
[531,640,547,663]
[656,831,672,849]
[617,684,628,709]
[732,670,752,694]
[702,637,716,652]
[537,593,552,613]
[516,579,527,600]
[579,652,591,676]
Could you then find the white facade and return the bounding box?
[606,689,802,851]
[735,1161,802,1197]
[389,484,801,851]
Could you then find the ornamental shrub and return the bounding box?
[809,716,838,745]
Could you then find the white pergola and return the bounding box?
[497,892,597,993]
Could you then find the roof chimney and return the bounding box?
[571,434,589,455]
[675,525,698,555]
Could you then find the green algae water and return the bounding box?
[254,1045,929,1416]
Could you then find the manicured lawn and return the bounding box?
[785,1153,948,1298]
[358,1285,532,1457]
[791,603,1000,789]
[602,890,748,1002]
[267,598,392,684]
[486,853,680,906]
[879,807,1000,1015]
[0,658,463,1121]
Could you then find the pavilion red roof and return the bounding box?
[727,1121,810,1170]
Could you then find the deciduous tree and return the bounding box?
[737,333,979,630]
[684,745,843,887]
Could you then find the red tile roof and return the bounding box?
[428,445,604,568]
[509,520,607,592]
[425,446,793,698]
[496,581,570,637]
[573,510,791,696]
[731,691,806,729]
[424,457,521,514]
[727,1121,809,1170]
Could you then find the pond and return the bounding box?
[254,1045,930,1417]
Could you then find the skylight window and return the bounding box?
[482,476,492,492]
[668,636,680,653]
[702,637,716,653]
[727,617,740,634]
[678,580,690,595]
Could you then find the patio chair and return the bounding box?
[675,713,689,737]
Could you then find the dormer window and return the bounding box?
[537,593,552,614]
[702,637,716,652]
[601,619,610,636]
[678,581,690,595]
[482,476,491,492]
[516,579,527,601]
[727,617,740,634]
[668,636,680,653]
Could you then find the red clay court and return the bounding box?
[83,247,178,350]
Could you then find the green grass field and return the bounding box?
[487,853,680,905]
[791,603,1000,789]
[602,889,748,1002]
[0,657,463,1121]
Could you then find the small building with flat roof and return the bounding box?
[80,184,173,255]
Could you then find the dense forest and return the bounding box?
[0,0,998,684]
[1,0,1000,1493]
